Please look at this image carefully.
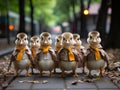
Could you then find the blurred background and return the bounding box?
[0,0,119,49]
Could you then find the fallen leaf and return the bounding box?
[42,80,48,84]
[84,79,95,83]
[19,80,24,83]
[77,80,84,83]
[71,80,78,85]
[19,80,39,84]
[63,89,67,90]
[71,80,84,85]
[94,77,100,81]
[31,80,39,84]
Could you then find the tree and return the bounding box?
[96,0,110,47]
[71,0,77,33]
[29,0,34,36]
[106,0,120,49]
[18,0,25,33]
[6,0,10,44]
[79,0,91,38]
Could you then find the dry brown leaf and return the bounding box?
[42,80,48,84]
[30,80,39,84]
[71,80,78,85]
[19,80,39,84]
[71,80,84,85]
[84,79,94,83]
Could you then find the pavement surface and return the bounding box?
[0,38,14,57]
[4,69,120,90]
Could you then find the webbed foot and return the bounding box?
[25,73,31,77]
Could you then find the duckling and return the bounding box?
[55,35,63,54]
[54,35,63,73]
[58,32,79,77]
[9,32,33,76]
[30,35,40,74]
[35,32,56,77]
[73,34,86,74]
[86,31,109,77]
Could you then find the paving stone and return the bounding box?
[66,82,96,89]
[31,76,65,90]
[31,88,65,90]
[6,76,34,90]
[65,76,96,89]
[116,83,120,88]
[4,70,120,90]
[95,77,118,89]
[99,88,120,90]
[68,89,97,90]
[0,47,13,57]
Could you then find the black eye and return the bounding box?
[63,37,65,41]
[77,38,80,40]
[48,37,51,40]
[57,39,59,42]
[24,38,27,40]
[37,40,39,43]
[41,37,43,40]
[97,36,99,38]
[90,36,92,39]
[17,38,19,40]
[70,37,72,40]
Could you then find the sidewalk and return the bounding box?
[5,69,120,90]
[0,37,15,57]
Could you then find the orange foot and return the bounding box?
[88,74,92,78]
[39,72,43,77]
[83,72,87,75]
[60,73,65,78]
[49,73,52,77]
[16,73,19,77]
[42,71,46,74]
[73,73,79,78]
[100,72,104,77]
[25,73,31,77]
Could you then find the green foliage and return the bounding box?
[0,0,101,26]
[33,0,57,26]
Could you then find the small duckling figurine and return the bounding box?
[9,32,33,76]
[54,35,63,73]
[55,35,63,54]
[86,31,109,77]
[30,35,40,74]
[35,32,56,77]
[58,32,79,77]
[73,34,86,74]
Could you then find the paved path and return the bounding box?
[0,37,14,57]
[5,69,120,90]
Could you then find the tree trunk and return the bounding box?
[80,0,88,38]
[71,0,77,33]
[18,0,25,33]
[6,0,10,44]
[96,0,109,47]
[87,0,91,9]
[30,0,34,36]
[106,0,120,49]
